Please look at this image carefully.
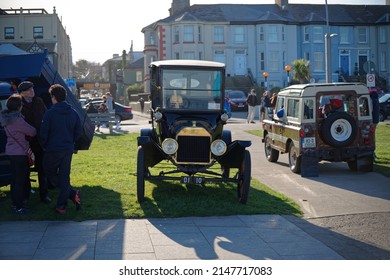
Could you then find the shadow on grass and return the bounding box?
[0,185,123,222]
[139,179,301,219]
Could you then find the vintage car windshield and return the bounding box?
[161,69,222,110]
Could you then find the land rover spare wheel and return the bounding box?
[321,112,357,147]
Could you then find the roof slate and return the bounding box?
[155,4,390,25]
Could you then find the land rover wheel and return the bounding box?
[288,141,301,173]
[264,134,279,162]
[321,112,357,147]
[137,146,146,202]
[379,111,385,122]
[237,150,251,204]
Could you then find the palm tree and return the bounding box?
[292,59,310,84]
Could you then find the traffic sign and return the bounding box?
[366,74,375,87]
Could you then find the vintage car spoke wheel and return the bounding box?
[137,146,146,202]
[264,134,279,162]
[115,114,121,125]
[221,131,232,178]
[321,112,357,147]
[288,141,301,174]
[237,150,251,204]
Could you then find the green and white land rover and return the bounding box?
[262,83,376,177]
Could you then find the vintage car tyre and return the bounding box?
[137,146,146,202]
[288,141,301,174]
[237,150,251,204]
[321,112,357,147]
[221,131,232,178]
[264,133,279,162]
[115,114,121,124]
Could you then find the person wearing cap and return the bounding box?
[18,81,51,204]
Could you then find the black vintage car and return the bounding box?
[137,60,252,203]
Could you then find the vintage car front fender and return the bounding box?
[217,140,251,168]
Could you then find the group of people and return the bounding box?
[246,89,277,124]
[0,81,82,214]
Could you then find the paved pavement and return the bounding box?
[0,111,388,260]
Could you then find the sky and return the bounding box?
[1,0,385,64]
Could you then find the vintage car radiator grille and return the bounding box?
[176,135,211,164]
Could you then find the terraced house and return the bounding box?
[142,0,390,92]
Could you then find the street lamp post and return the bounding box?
[325,33,338,83]
[263,72,269,90]
[285,65,291,86]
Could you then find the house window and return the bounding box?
[268,25,278,42]
[339,27,349,44]
[136,71,143,82]
[233,26,245,43]
[269,51,279,71]
[4,27,14,39]
[304,26,309,42]
[314,52,324,72]
[313,26,323,42]
[358,27,367,44]
[150,32,155,45]
[259,27,264,41]
[214,26,224,43]
[198,26,202,42]
[175,52,180,59]
[380,51,387,71]
[260,52,265,70]
[33,26,43,39]
[183,25,194,42]
[379,27,386,43]
[281,26,285,41]
[174,26,180,43]
[198,52,202,60]
[183,51,195,59]
[304,52,310,61]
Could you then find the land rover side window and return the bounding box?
[161,69,222,110]
[303,99,314,119]
[359,96,370,117]
[287,99,300,118]
[274,97,285,118]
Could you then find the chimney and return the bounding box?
[275,0,289,8]
[170,0,190,16]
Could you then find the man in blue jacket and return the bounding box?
[40,84,82,214]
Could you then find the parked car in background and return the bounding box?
[225,90,247,111]
[379,93,390,121]
[83,99,133,123]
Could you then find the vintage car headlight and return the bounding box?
[162,138,178,155]
[211,139,227,156]
[154,111,163,121]
[221,113,229,122]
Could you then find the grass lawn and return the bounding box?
[0,133,302,221]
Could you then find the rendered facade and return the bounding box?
[0,7,72,79]
[142,0,390,92]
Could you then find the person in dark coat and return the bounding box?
[370,89,380,126]
[18,81,51,204]
[40,84,82,214]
